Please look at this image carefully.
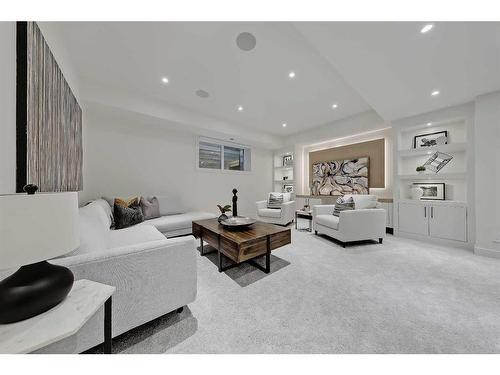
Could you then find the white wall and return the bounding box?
[474,91,500,256]
[81,108,273,217]
[0,22,16,194]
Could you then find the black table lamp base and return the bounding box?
[0,261,74,324]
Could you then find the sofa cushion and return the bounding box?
[78,203,111,253]
[141,211,215,233]
[114,203,144,229]
[315,214,339,230]
[140,196,161,220]
[267,193,284,208]
[155,195,189,216]
[333,196,354,217]
[345,194,378,209]
[108,224,165,249]
[258,208,282,218]
[93,198,114,228]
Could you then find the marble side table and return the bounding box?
[0,279,115,354]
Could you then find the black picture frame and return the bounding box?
[413,182,446,200]
[413,130,448,149]
[283,184,294,193]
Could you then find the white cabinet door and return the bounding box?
[429,205,467,242]
[398,203,428,236]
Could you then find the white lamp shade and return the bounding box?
[0,192,79,270]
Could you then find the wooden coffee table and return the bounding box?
[192,219,291,273]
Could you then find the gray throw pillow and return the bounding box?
[114,202,144,229]
[140,196,160,220]
[267,193,284,209]
[333,196,355,217]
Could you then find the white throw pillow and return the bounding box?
[77,203,111,253]
[345,194,378,209]
[155,195,188,216]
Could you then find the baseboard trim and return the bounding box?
[474,246,500,259]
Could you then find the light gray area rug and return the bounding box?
[98,227,500,354]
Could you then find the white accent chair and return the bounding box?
[312,195,386,247]
[256,192,296,226]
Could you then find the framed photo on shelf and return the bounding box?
[413,182,445,200]
[283,184,294,193]
[282,154,293,166]
[413,130,448,149]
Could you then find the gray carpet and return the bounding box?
[100,225,500,354]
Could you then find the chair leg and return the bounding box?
[314,230,318,235]
[342,242,346,248]
[379,238,383,244]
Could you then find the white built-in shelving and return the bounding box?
[392,103,475,247]
[273,148,295,193]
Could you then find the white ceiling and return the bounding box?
[294,22,500,121]
[49,22,371,136]
[47,22,500,139]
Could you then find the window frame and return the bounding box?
[196,137,252,174]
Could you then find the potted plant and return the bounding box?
[217,204,232,223]
[416,166,426,174]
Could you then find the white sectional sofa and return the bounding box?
[313,195,386,247]
[5,198,215,353]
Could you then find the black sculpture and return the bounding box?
[232,188,238,217]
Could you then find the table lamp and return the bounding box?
[0,186,79,324]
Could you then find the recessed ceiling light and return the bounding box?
[420,24,434,34]
[427,122,432,126]
[332,103,338,109]
[282,123,287,127]
[431,90,440,96]
[161,77,169,84]
[237,105,244,112]
[229,138,235,141]
[236,32,257,51]
[195,89,210,98]
[288,71,295,79]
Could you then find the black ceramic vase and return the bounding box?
[0,261,74,324]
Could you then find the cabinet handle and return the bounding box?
[431,207,434,219]
[424,207,426,217]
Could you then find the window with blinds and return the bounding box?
[198,139,251,172]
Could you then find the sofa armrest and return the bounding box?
[338,209,386,234]
[281,200,296,220]
[313,204,335,217]
[256,200,268,210]
[53,236,194,268]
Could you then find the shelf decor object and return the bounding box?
[282,154,293,166]
[412,182,446,200]
[424,151,453,173]
[410,186,424,200]
[413,130,448,149]
[283,184,294,193]
[0,188,79,324]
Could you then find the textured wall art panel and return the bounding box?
[19,22,82,192]
[311,157,369,195]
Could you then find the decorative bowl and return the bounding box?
[220,216,256,229]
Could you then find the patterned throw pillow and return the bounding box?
[333,196,355,217]
[114,201,144,229]
[114,196,140,208]
[140,196,160,220]
[267,193,284,209]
